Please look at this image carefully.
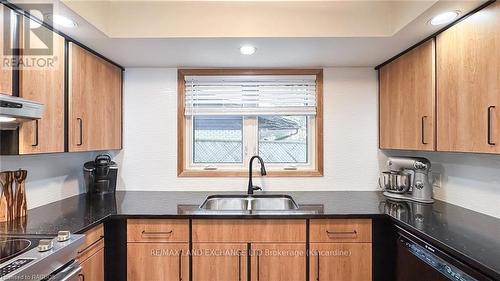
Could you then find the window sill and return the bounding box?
[177,169,323,177]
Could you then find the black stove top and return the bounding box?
[0,239,33,264]
[0,235,52,265]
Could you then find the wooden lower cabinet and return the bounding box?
[79,247,105,281]
[77,224,105,281]
[125,219,371,281]
[127,243,189,281]
[310,243,372,281]
[251,243,306,281]
[192,243,247,281]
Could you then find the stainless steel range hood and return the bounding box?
[0,94,44,130]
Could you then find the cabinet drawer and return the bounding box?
[310,219,372,243]
[310,243,372,281]
[127,243,189,281]
[77,224,104,261]
[192,219,306,243]
[127,219,189,243]
[79,247,105,281]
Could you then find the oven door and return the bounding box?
[45,261,82,281]
[396,229,493,281]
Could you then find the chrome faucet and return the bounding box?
[247,155,267,195]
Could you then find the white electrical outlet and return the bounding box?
[432,172,442,188]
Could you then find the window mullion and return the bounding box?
[243,117,258,167]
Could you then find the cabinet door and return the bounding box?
[127,243,189,281]
[79,247,104,281]
[69,43,122,152]
[192,243,247,281]
[379,39,436,151]
[0,4,13,96]
[18,29,65,154]
[310,243,372,281]
[437,1,500,153]
[251,243,306,281]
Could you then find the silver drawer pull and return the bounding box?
[488,106,496,145]
[77,236,104,255]
[141,230,173,237]
[325,230,358,237]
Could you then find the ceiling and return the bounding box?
[10,0,487,68]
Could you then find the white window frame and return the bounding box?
[178,69,323,177]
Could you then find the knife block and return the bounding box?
[0,170,28,222]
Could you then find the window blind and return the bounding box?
[184,75,317,116]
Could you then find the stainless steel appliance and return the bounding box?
[396,227,493,281]
[380,157,434,203]
[0,94,43,130]
[84,154,118,196]
[0,232,84,281]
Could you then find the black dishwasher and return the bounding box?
[396,228,493,281]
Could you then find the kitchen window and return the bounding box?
[178,69,323,176]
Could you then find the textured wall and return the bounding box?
[381,151,500,218]
[116,67,380,192]
[0,152,98,209]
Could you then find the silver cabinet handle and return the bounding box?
[238,250,242,281]
[316,250,320,281]
[32,119,39,147]
[325,230,358,237]
[488,106,496,145]
[141,230,173,237]
[421,116,428,145]
[77,236,104,255]
[256,254,260,281]
[77,118,83,146]
[178,249,183,281]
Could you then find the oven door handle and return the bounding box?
[47,261,82,281]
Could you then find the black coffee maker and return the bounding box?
[83,154,118,195]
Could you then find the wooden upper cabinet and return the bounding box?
[0,4,13,96]
[68,43,122,152]
[437,1,500,154]
[379,39,436,151]
[18,29,65,154]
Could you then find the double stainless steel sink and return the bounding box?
[188,194,319,215]
[200,194,299,211]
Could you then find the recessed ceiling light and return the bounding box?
[0,116,16,123]
[52,15,77,28]
[430,11,460,26]
[240,45,256,55]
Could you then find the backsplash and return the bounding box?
[0,152,98,209]
[380,151,500,218]
[115,67,380,192]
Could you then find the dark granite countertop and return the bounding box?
[0,191,499,279]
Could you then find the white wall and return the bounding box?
[116,67,380,192]
[0,152,98,209]
[381,151,500,218]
